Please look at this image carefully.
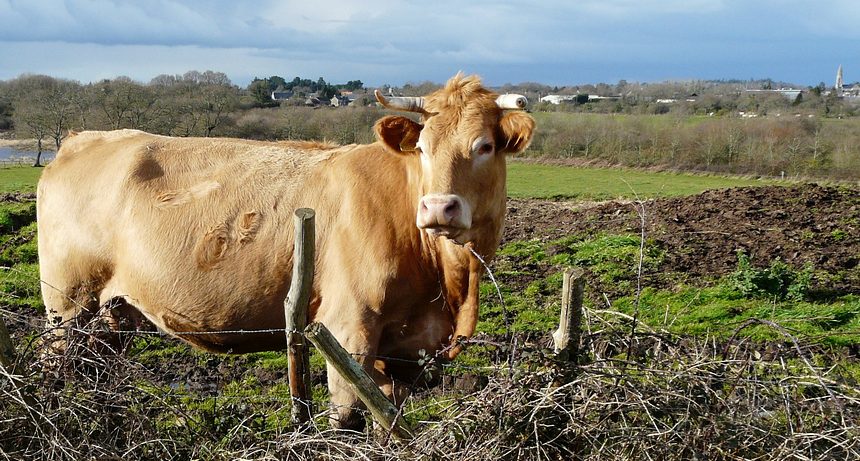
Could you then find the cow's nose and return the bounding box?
[418,194,463,228]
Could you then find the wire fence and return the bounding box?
[2,289,859,460]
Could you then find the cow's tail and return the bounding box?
[447,247,481,360]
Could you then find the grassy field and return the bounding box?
[506,161,781,199]
[0,166,42,193]
[1,162,848,349]
[0,162,782,199]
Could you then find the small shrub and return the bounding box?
[831,229,847,241]
[726,250,813,301]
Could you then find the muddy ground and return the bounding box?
[503,183,860,296]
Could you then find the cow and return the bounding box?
[36,73,535,429]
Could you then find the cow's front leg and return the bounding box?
[317,305,393,431]
[324,332,373,430]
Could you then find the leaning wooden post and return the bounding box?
[552,268,585,361]
[0,314,16,371]
[284,208,315,425]
[304,322,413,439]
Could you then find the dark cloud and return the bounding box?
[0,0,857,86]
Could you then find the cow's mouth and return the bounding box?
[424,226,469,243]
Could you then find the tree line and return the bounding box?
[0,71,243,165]
[1,70,859,180]
[0,70,367,165]
[247,76,364,107]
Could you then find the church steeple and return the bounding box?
[836,64,844,91]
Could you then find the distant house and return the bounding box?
[540,95,579,105]
[655,96,697,104]
[330,94,352,107]
[586,94,621,101]
[304,95,323,107]
[744,88,802,101]
[271,88,294,101]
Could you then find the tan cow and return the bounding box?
[37,73,534,429]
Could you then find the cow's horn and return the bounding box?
[374,90,428,114]
[496,94,528,110]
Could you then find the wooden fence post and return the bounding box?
[552,268,585,361]
[304,322,413,439]
[284,208,315,425]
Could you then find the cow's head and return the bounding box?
[374,74,535,247]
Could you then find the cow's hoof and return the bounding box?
[331,408,366,432]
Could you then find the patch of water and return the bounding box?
[0,146,54,164]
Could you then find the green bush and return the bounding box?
[726,251,813,302]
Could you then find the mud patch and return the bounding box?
[503,184,860,295]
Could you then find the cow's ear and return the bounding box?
[498,111,535,154]
[375,115,422,154]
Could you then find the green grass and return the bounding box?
[487,232,860,349]
[613,287,860,347]
[0,166,42,193]
[506,162,781,200]
[479,233,664,341]
[0,263,42,312]
[0,159,779,201]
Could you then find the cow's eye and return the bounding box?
[477,143,494,155]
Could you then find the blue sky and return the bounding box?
[0,0,857,88]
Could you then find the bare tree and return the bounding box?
[10,75,82,165]
[42,80,81,150]
[12,100,50,166]
[199,84,238,137]
[151,78,238,137]
[90,77,157,130]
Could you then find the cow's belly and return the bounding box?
[103,248,292,353]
